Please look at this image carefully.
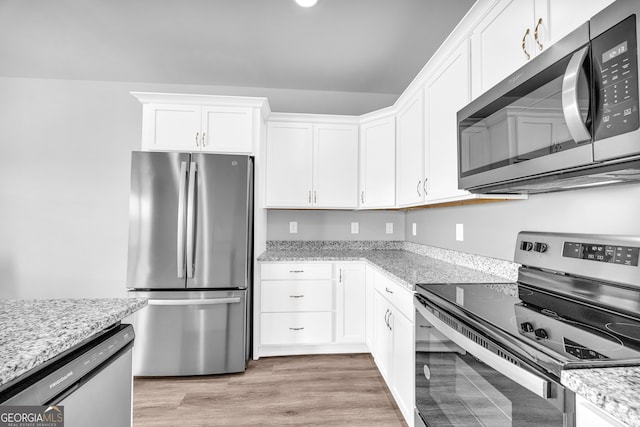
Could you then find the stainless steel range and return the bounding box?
[414,231,640,427]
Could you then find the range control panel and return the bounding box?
[563,241,640,266]
[514,232,640,288]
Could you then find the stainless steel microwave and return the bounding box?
[458,0,640,194]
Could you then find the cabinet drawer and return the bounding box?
[374,270,414,318]
[261,263,332,280]
[260,312,332,345]
[261,280,332,312]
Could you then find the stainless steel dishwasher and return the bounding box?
[0,323,135,427]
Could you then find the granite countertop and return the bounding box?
[0,298,147,389]
[258,248,514,290]
[563,367,640,426]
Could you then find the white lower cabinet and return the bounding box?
[258,261,413,426]
[371,270,415,426]
[576,394,629,427]
[258,262,367,357]
[335,263,366,344]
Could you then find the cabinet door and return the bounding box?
[425,41,471,201]
[335,263,366,344]
[265,122,313,207]
[471,0,536,97]
[360,117,396,208]
[576,394,628,427]
[392,310,415,424]
[545,0,614,48]
[313,124,359,208]
[141,104,201,151]
[373,292,394,382]
[396,92,425,207]
[201,106,253,153]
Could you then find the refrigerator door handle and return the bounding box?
[186,161,197,279]
[147,297,241,306]
[177,161,188,279]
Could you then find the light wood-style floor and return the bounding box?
[133,353,408,427]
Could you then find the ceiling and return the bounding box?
[0,0,475,97]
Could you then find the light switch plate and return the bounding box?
[385,223,393,234]
[412,223,417,236]
[289,221,298,234]
[456,223,464,241]
[351,222,359,234]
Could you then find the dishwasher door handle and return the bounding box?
[148,297,241,306]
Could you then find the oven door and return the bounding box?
[414,295,575,427]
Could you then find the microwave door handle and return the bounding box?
[416,302,551,399]
[177,161,188,279]
[562,45,591,143]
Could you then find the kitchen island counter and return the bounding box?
[0,298,147,389]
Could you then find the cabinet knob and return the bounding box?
[361,191,365,204]
[195,132,200,147]
[416,180,422,197]
[201,132,206,147]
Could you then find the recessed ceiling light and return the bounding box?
[295,0,318,7]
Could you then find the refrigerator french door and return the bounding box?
[126,151,253,376]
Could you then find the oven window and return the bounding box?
[458,48,591,178]
[415,350,564,426]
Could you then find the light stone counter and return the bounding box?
[563,367,640,427]
[258,240,518,290]
[0,298,147,389]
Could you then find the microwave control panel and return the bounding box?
[593,14,639,141]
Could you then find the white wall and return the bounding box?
[405,184,640,261]
[266,210,405,241]
[0,76,398,299]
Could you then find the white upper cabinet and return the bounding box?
[545,0,615,48]
[471,0,615,99]
[314,124,359,208]
[359,114,396,208]
[132,92,267,154]
[265,117,359,209]
[265,122,314,207]
[396,91,425,207]
[424,41,471,202]
[200,106,254,153]
[471,0,540,97]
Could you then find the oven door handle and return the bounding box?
[416,302,551,399]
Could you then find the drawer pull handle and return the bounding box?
[289,270,304,273]
[385,287,394,294]
[289,295,305,298]
[289,327,304,331]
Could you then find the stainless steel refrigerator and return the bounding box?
[126,151,253,376]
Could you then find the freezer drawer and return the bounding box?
[130,290,247,376]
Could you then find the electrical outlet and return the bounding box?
[456,223,464,241]
[289,221,298,234]
[351,222,359,234]
[412,223,417,236]
[385,223,393,234]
